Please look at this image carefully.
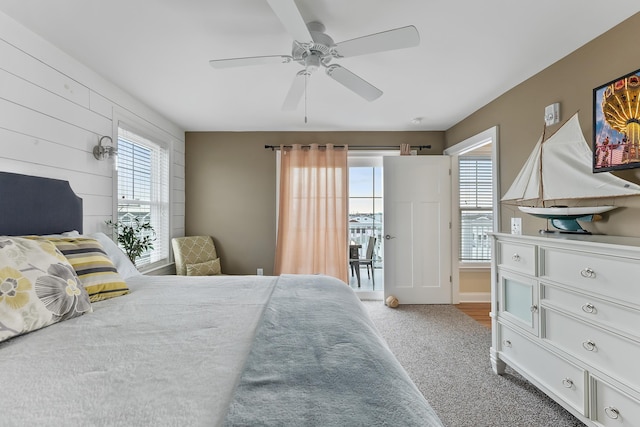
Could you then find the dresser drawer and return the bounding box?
[540,247,640,306]
[591,376,640,426]
[542,308,640,388]
[541,283,640,341]
[499,323,586,415]
[498,241,536,276]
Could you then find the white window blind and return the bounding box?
[116,126,170,268]
[459,156,492,261]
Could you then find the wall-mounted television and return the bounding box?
[593,67,640,173]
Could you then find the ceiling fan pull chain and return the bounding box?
[304,72,308,124]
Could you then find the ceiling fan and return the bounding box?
[209,0,420,111]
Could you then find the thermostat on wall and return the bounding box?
[544,103,560,126]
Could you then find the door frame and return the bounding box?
[347,150,398,300]
[444,126,500,304]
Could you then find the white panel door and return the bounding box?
[383,156,451,304]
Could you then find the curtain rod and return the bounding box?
[264,144,431,151]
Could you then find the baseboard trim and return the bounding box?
[357,290,384,301]
[458,292,491,303]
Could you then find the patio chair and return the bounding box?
[349,236,376,287]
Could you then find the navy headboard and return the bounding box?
[0,172,83,236]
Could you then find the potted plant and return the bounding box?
[105,218,156,265]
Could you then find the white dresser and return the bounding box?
[491,232,640,426]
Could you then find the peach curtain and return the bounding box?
[274,144,348,283]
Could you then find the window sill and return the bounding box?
[459,262,490,272]
[141,262,175,276]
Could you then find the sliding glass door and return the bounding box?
[348,152,386,292]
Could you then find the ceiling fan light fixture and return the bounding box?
[304,53,321,73]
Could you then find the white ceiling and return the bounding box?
[1,1,639,132]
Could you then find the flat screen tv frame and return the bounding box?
[593,67,640,173]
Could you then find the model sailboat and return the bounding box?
[502,112,640,233]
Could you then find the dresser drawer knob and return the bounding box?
[604,406,620,420]
[530,305,538,313]
[512,253,521,262]
[582,340,597,352]
[581,303,596,314]
[561,378,574,388]
[580,267,596,278]
[502,339,512,348]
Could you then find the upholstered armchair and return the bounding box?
[171,235,222,276]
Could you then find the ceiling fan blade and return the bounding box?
[209,55,292,69]
[282,71,307,110]
[266,0,313,43]
[334,25,420,58]
[325,65,382,102]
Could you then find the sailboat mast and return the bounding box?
[539,125,546,208]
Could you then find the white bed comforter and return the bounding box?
[0,274,277,427]
[1,273,442,427]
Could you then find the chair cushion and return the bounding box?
[172,236,219,275]
[186,258,221,276]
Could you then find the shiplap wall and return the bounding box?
[0,12,185,251]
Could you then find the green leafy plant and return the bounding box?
[105,218,156,265]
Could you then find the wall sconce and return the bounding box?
[93,136,117,160]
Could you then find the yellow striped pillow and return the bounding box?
[43,237,129,302]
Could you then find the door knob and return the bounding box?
[385,234,395,240]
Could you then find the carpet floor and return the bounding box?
[361,302,585,427]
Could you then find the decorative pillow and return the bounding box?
[0,236,92,343]
[186,258,222,276]
[42,237,129,302]
[88,232,140,280]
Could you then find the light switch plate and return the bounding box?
[511,218,522,235]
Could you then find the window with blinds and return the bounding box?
[116,126,170,269]
[459,156,492,262]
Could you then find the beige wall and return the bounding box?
[185,131,444,275]
[460,271,490,295]
[186,13,640,282]
[446,12,640,237]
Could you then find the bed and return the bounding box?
[0,171,443,426]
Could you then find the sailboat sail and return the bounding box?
[501,134,543,203]
[502,113,640,205]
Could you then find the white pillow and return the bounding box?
[88,232,141,280]
[40,230,81,238]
